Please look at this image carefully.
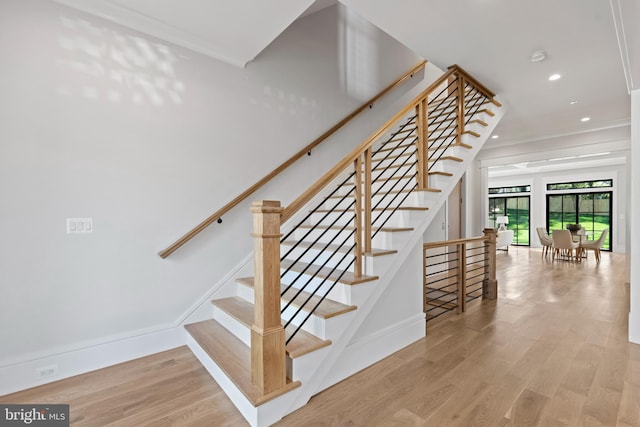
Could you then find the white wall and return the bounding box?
[0,0,430,384]
[630,89,640,344]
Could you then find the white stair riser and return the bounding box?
[293,226,356,246]
[287,346,331,382]
[236,280,360,310]
[326,185,427,210]
[371,156,417,173]
[213,305,251,346]
[283,248,355,273]
[429,174,452,190]
[308,207,416,228]
[333,175,417,197]
[283,306,356,340]
[280,269,353,303]
[428,144,468,159]
[371,229,412,249]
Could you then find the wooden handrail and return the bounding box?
[447,64,495,99]
[158,60,427,258]
[423,235,488,250]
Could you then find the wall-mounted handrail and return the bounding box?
[158,60,427,259]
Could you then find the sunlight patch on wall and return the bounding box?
[55,14,185,107]
[338,6,379,102]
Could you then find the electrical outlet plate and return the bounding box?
[36,364,57,379]
[66,218,93,234]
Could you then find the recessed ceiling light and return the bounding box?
[530,50,546,62]
[491,135,499,139]
[548,74,561,81]
[570,100,578,105]
[581,117,590,122]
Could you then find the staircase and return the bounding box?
[184,65,504,426]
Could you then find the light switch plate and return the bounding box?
[67,218,93,234]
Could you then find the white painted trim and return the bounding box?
[0,326,185,396]
[610,0,635,93]
[319,314,425,391]
[630,309,640,344]
[178,252,254,325]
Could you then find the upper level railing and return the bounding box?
[158,60,427,259]
[423,229,497,325]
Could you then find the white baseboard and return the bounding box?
[0,326,185,396]
[318,313,425,392]
[630,309,640,344]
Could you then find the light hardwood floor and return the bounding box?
[2,247,639,426]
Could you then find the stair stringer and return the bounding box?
[282,97,505,416]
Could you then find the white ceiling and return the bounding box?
[55,0,637,148]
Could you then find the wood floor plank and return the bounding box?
[2,248,638,426]
[504,388,549,426]
[616,381,640,427]
[538,386,587,427]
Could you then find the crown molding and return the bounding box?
[54,0,248,67]
[610,0,636,93]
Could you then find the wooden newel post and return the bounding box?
[250,200,286,394]
[483,228,498,299]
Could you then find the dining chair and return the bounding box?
[580,228,609,262]
[536,227,553,257]
[552,229,580,262]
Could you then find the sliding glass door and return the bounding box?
[488,196,530,245]
[546,192,611,250]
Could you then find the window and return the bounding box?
[547,179,612,191]
[489,185,531,194]
[488,196,530,245]
[546,192,611,250]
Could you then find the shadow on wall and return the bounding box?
[55,13,185,107]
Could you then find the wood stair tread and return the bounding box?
[428,171,453,177]
[281,259,378,285]
[462,130,480,137]
[339,174,418,186]
[375,142,414,153]
[428,155,463,162]
[237,277,357,321]
[185,319,301,406]
[328,188,421,199]
[212,297,332,358]
[428,142,472,152]
[281,240,397,257]
[371,162,417,172]
[313,206,429,213]
[296,223,414,233]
